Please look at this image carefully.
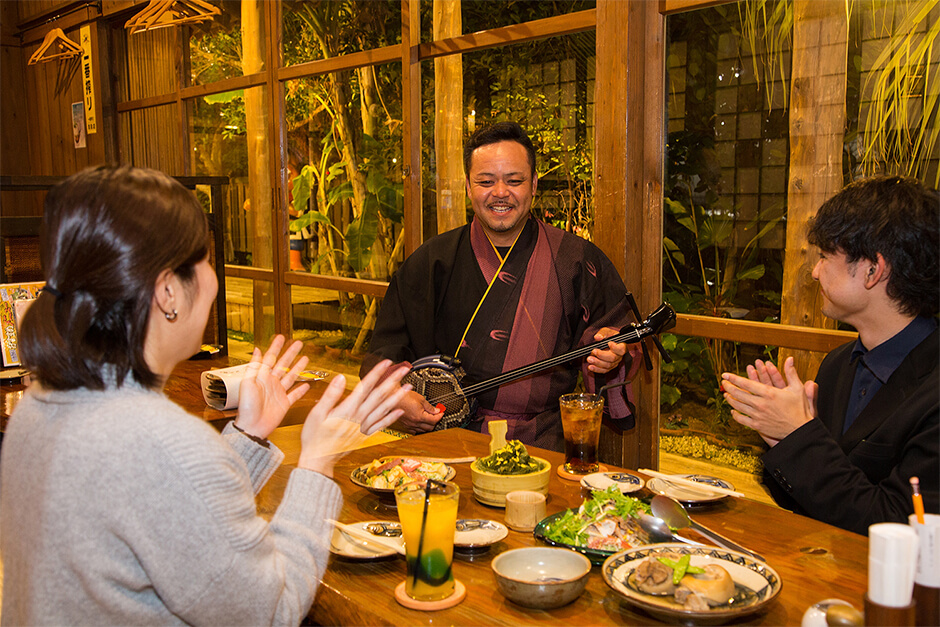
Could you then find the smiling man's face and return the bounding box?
[466,140,538,247]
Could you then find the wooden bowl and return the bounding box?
[470,457,551,507]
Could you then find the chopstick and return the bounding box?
[327,519,406,555]
[638,468,746,499]
[377,455,476,464]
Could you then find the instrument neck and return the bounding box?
[461,326,643,397]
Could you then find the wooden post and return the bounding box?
[781,0,847,379]
[402,0,423,256]
[242,0,274,343]
[595,0,664,470]
[433,0,465,234]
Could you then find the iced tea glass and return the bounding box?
[395,480,459,601]
[559,393,603,474]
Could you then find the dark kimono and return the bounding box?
[361,217,640,451]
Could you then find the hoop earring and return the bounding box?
[165,309,178,321]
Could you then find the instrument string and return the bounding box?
[425,326,645,408]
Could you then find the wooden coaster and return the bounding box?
[556,464,608,481]
[394,580,466,610]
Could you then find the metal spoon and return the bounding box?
[638,513,704,546]
[650,495,766,562]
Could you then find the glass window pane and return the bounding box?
[664,4,787,323]
[189,85,273,270]
[291,285,376,384]
[189,1,265,85]
[659,336,779,492]
[282,0,401,65]
[419,0,596,41]
[850,1,940,187]
[226,276,276,359]
[421,33,596,241]
[119,105,183,174]
[283,66,404,281]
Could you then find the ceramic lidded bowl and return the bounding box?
[491,547,592,609]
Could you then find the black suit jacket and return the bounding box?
[761,327,939,535]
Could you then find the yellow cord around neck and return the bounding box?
[454,229,523,358]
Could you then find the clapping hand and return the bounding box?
[235,335,311,440]
[298,359,412,476]
[721,356,818,446]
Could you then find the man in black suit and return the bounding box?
[721,176,938,535]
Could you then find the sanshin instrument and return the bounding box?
[403,300,676,430]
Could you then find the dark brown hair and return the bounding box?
[19,165,209,390]
[463,121,537,179]
[808,175,939,318]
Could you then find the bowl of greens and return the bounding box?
[534,486,653,565]
[470,440,550,507]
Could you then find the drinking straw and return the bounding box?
[910,476,925,524]
[412,480,435,589]
[594,379,629,404]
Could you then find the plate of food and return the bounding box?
[580,471,645,494]
[602,543,781,624]
[533,486,653,565]
[646,474,736,505]
[350,456,456,502]
[329,520,404,560]
[454,519,508,553]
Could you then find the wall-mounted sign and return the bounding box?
[80,24,96,135]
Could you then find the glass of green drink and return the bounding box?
[395,480,460,601]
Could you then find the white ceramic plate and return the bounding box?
[647,474,735,504]
[602,543,781,624]
[454,519,508,551]
[581,471,645,494]
[329,521,404,560]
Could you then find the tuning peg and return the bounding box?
[651,336,673,364]
[624,291,642,322]
[640,339,654,371]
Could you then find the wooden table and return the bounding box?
[255,428,869,626]
[1,355,335,433]
[2,359,870,624]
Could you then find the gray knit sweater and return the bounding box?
[0,378,341,626]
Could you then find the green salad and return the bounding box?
[476,440,546,475]
[541,486,652,550]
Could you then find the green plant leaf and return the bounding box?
[326,181,354,208]
[345,206,379,272]
[291,165,315,215]
[661,384,682,406]
[736,264,765,281]
[203,89,244,104]
[290,209,331,232]
[663,237,686,264]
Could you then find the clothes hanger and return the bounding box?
[28,28,83,65]
[125,0,220,34]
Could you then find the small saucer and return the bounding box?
[646,474,735,504]
[581,470,644,494]
[454,519,507,553]
[330,521,404,560]
[556,464,608,481]
[394,580,466,610]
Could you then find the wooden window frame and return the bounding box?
[110,0,856,468]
